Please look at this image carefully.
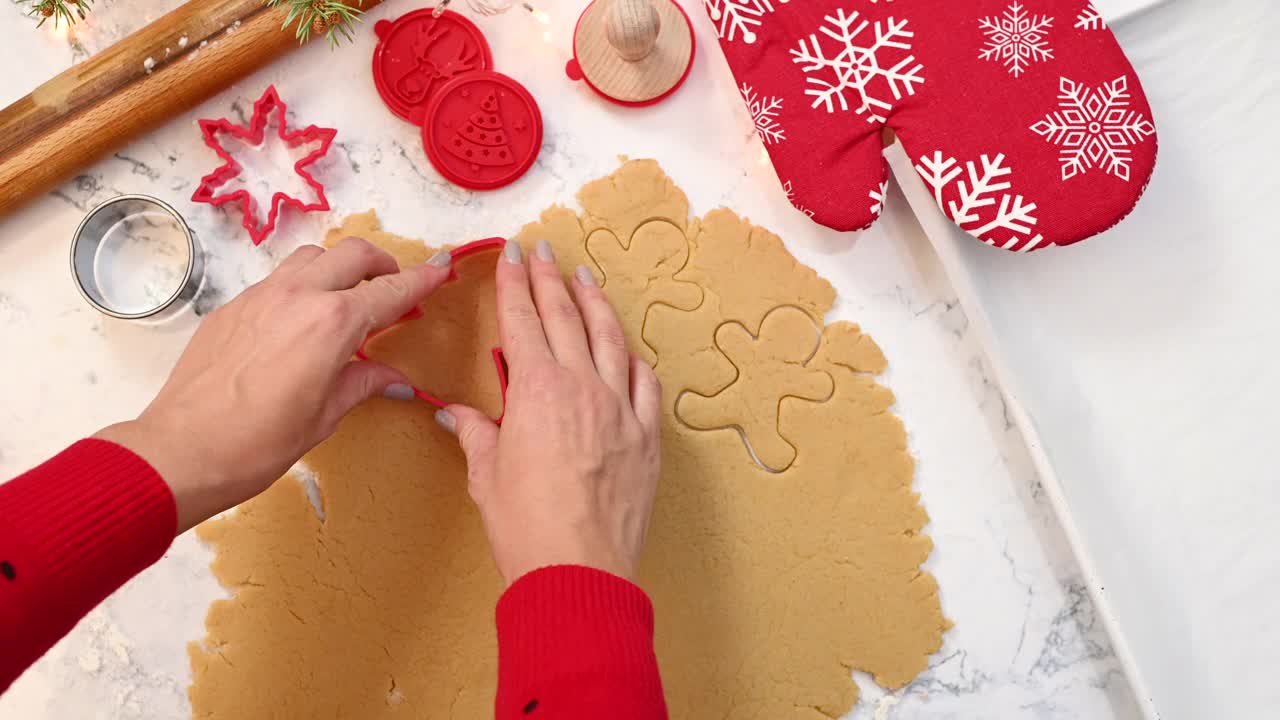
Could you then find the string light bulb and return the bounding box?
[523,2,551,23]
[432,0,551,22]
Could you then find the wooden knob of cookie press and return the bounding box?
[605,0,661,61]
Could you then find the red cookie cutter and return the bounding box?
[191,85,336,246]
[357,237,510,423]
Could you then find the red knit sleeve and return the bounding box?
[495,565,668,720]
[0,439,176,693]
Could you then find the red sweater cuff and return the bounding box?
[495,565,667,719]
[0,439,176,690]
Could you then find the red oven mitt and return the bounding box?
[705,0,1157,251]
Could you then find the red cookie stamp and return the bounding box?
[423,71,543,191]
[372,9,493,126]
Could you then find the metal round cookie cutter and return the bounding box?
[71,195,205,320]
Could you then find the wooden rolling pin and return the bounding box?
[0,0,383,216]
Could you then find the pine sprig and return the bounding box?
[18,0,93,28]
[266,0,366,48]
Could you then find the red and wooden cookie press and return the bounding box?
[567,0,696,106]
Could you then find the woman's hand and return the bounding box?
[96,238,454,534]
[442,240,663,586]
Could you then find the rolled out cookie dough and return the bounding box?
[189,159,949,719]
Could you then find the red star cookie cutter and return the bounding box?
[357,237,510,424]
[191,85,336,246]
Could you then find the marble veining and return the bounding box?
[0,1,1140,718]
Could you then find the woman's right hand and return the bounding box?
[440,239,662,586]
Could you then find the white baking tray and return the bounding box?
[885,3,1169,718]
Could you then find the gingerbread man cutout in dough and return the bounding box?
[677,306,833,472]
[586,219,703,364]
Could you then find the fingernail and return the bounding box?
[435,409,457,433]
[383,383,415,401]
[575,265,597,287]
[427,251,452,268]
[503,240,523,264]
[535,239,555,262]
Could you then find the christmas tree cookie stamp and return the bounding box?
[677,306,833,471]
[423,71,543,190]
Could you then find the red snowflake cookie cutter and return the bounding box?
[191,85,336,246]
[357,237,510,424]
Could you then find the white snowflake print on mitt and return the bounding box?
[790,9,924,122]
[783,180,816,218]
[869,178,887,216]
[916,152,1045,251]
[1075,2,1105,29]
[979,2,1053,78]
[1030,75,1156,181]
[740,83,786,145]
[704,0,788,44]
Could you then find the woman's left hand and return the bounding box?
[96,237,454,534]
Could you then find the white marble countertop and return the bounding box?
[0,1,1151,717]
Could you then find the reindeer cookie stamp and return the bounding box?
[372,9,494,126]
